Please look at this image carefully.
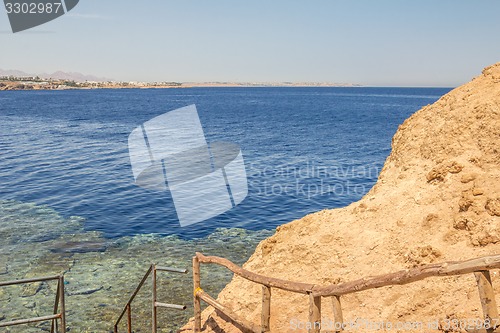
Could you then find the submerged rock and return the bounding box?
[50,240,108,254]
[0,200,85,245]
[68,286,103,296]
[21,282,44,297]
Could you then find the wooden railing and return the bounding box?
[193,253,500,333]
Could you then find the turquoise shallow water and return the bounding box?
[0,199,272,332]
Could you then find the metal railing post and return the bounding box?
[152,264,157,333]
[59,275,66,333]
[51,278,61,333]
[1,275,64,331]
[126,304,132,333]
[114,264,186,332]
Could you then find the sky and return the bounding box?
[1,0,499,86]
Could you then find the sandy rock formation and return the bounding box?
[183,63,500,332]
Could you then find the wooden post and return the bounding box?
[474,270,499,329]
[193,256,202,332]
[197,289,261,333]
[152,265,157,333]
[126,304,132,333]
[331,296,343,332]
[308,293,321,333]
[261,286,271,332]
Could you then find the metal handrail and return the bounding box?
[0,274,66,333]
[0,274,60,286]
[114,263,188,333]
[115,264,154,327]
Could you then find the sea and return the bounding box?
[0,87,451,331]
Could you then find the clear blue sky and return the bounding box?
[1,0,499,86]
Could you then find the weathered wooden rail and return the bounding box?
[193,253,500,333]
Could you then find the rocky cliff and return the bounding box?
[183,63,500,332]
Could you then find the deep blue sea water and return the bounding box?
[0,87,451,239]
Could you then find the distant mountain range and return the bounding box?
[0,69,114,82]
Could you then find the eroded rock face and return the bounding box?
[486,198,500,217]
[183,63,500,332]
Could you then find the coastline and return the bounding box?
[0,79,361,91]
